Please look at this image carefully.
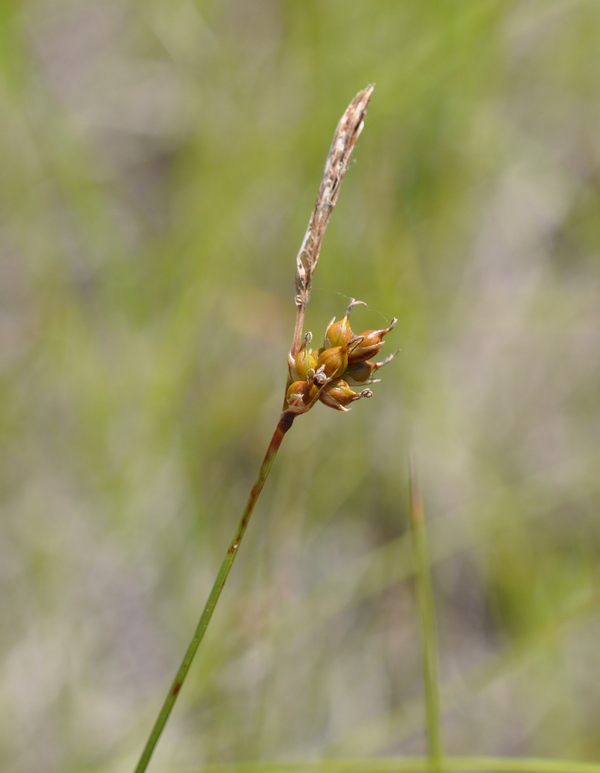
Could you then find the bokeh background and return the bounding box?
[2,1,600,771]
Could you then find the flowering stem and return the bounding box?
[134,411,296,773]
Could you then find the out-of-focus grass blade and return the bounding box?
[408,450,443,771]
[183,753,600,773]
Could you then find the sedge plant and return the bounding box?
[134,85,398,773]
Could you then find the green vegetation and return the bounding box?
[2,2,600,772]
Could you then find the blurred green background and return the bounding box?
[2,1,600,771]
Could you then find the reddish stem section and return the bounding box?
[134,412,295,773]
[232,411,295,543]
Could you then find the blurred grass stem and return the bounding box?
[408,451,443,771]
[134,412,295,773]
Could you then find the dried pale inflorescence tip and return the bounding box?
[285,299,398,414]
[291,85,375,356]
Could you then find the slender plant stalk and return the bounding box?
[408,451,443,772]
[134,87,377,773]
[134,412,295,773]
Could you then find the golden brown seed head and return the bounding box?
[324,299,368,348]
[288,344,319,382]
[286,380,320,414]
[344,349,399,384]
[285,303,396,416]
[347,318,397,364]
[319,379,372,412]
[325,315,353,348]
[314,345,349,385]
[343,360,377,384]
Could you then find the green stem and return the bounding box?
[408,451,443,772]
[134,411,296,773]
